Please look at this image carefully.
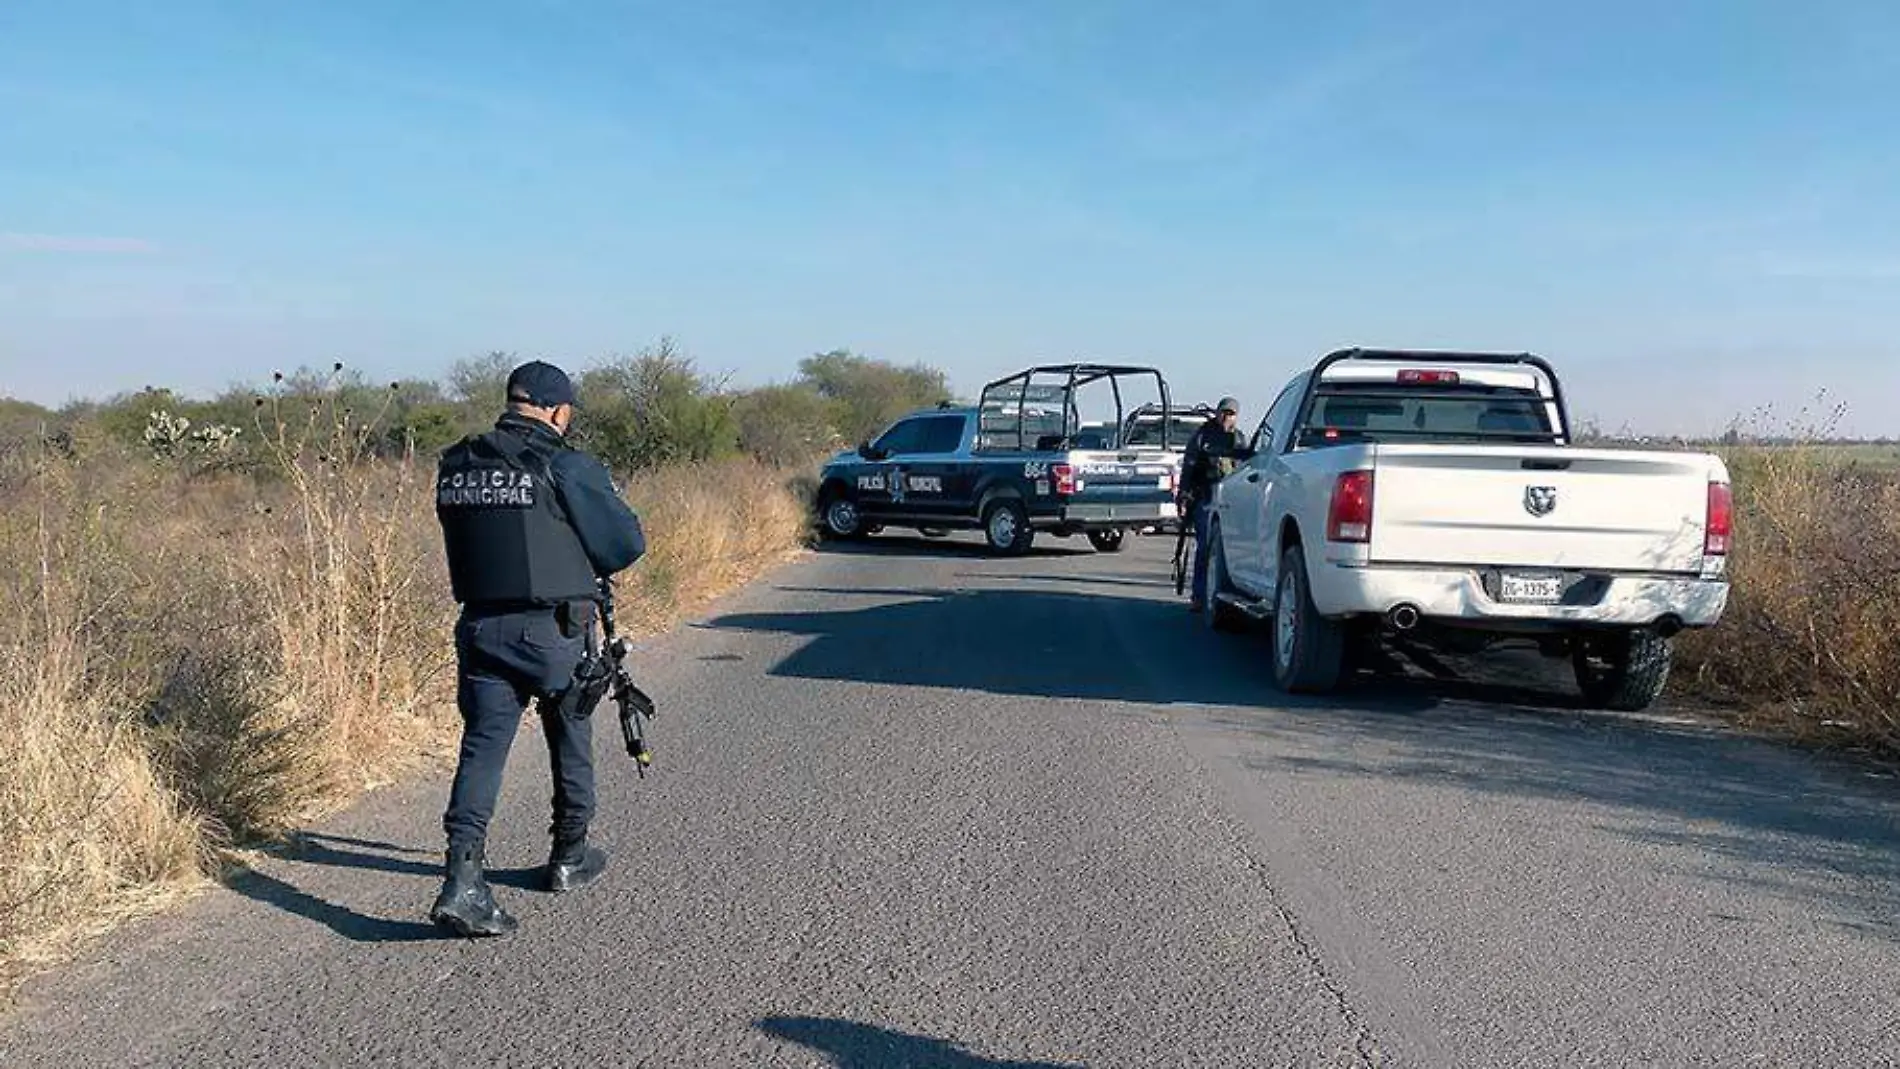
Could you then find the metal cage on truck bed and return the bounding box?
[975,364,1176,453]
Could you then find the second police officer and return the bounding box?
[429,360,647,937]
[1179,396,1255,614]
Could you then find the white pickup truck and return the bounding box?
[1202,348,1733,712]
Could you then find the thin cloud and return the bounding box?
[1097,17,1478,175]
[1,233,159,254]
[1756,255,1900,281]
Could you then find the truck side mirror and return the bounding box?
[857,441,880,460]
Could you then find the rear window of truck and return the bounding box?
[1122,416,1205,448]
[977,385,1069,451]
[1297,382,1557,446]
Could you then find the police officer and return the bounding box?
[429,360,646,938]
[1180,397,1254,613]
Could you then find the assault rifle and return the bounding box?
[1172,492,1194,596]
[597,578,658,775]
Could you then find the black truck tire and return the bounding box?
[1270,543,1345,693]
[982,498,1034,556]
[1573,629,1672,712]
[818,491,867,541]
[1087,530,1126,553]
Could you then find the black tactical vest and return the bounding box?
[1185,424,1234,493]
[436,427,598,606]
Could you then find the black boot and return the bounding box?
[544,831,608,893]
[429,844,518,937]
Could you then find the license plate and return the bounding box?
[1499,573,1564,604]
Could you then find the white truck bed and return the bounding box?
[1364,444,1723,576]
[1203,348,1733,710]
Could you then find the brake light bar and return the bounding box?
[1327,470,1374,543]
[1705,481,1732,555]
[1396,369,1460,385]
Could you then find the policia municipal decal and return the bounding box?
[856,465,944,503]
[436,467,538,508]
[429,360,651,939]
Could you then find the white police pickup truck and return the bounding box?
[1202,348,1733,712]
[815,364,1183,555]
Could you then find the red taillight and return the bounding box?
[1328,470,1374,543]
[1705,481,1732,555]
[1397,369,1460,386]
[1053,463,1076,496]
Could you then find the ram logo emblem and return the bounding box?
[1524,485,1558,517]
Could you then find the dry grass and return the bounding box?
[0,470,213,989]
[615,461,813,634]
[0,426,812,1003]
[1675,446,1900,754]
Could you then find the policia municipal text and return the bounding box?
[429,361,647,937]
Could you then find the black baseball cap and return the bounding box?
[1217,396,1241,414]
[506,360,578,408]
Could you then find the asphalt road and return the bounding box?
[5,532,1899,1068]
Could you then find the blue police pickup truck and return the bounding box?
[814,364,1185,555]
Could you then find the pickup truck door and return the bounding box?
[1219,455,1267,590]
[910,413,978,522]
[1221,380,1304,594]
[855,416,925,522]
[867,413,968,524]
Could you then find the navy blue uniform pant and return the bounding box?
[443,604,597,852]
[1189,500,1214,606]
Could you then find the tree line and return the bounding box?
[0,341,954,473]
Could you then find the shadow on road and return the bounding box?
[220,832,546,941]
[757,1016,1082,1069]
[708,580,1900,938]
[814,534,1097,561]
[267,832,546,891]
[959,571,1177,591]
[707,583,1555,713]
[221,867,447,944]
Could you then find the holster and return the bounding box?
[550,599,612,721]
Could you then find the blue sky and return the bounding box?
[2,0,1896,436]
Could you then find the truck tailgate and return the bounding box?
[1067,450,1177,502]
[1367,445,1715,573]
